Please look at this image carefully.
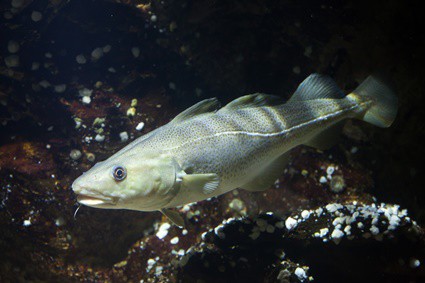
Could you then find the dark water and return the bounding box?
[1,0,424,282]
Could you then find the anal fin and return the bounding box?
[304,122,344,150]
[160,208,185,228]
[241,153,291,192]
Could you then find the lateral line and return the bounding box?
[166,103,362,150]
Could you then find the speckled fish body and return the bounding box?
[72,74,397,226]
[145,97,358,206]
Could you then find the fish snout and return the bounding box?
[71,171,100,191]
[71,176,85,194]
[71,176,118,206]
[71,176,95,196]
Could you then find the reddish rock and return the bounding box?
[0,142,55,176]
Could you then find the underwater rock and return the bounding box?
[88,198,422,282]
[0,141,55,176]
[171,201,423,282]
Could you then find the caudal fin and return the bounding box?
[353,75,398,128]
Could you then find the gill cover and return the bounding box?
[122,153,181,210]
[72,152,182,211]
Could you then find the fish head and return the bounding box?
[72,152,179,211]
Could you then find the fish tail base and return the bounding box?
[351,75,398,128]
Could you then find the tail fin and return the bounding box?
[353,75,398,128]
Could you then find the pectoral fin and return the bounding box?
[160,208,185,228]
[181,173,220,195]
[241,153,291,192]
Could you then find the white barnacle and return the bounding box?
[214,225,225,239]
[301,210,311,219]
[319,228,329,237]
[170,236,179,244]
[156,223,171,239]
[136,122,145,131]
[370,225,380,235]
[410,258,421,269]
[119,131,129,142]
[326,165,335,176]
[331,228,344,239]
[95,134,105,142]
[294,267,307,282]
[285,217,298,231]
[82,96,91,105]
[325,203,341,213]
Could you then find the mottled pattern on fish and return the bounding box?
[72,74,397,225]
[153,99,364,206]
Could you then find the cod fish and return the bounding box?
[72,74,397,227]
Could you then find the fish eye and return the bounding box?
[112,166,127,181]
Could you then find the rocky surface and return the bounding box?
[1,0,424,282]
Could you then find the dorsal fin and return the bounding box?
[289,74,345,102]
[171,98,220,123]
[218,93,284,112]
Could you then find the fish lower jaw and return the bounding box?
[77,194,117,206]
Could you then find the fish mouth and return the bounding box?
[76,194,117,206]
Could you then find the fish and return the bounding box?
[72,74,397,227]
